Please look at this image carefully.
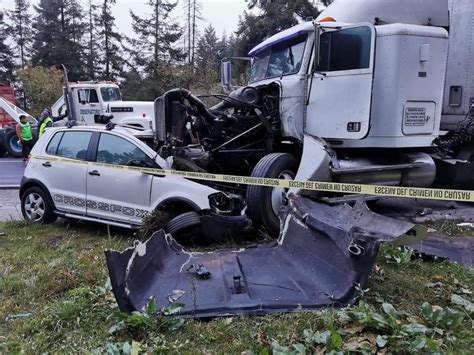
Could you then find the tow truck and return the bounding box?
[0,84,37,157]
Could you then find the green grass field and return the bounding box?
[0,220,473,354]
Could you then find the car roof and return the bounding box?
[50,125,142,136]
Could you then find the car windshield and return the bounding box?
[100,87,122,102]
[250,34,308,82]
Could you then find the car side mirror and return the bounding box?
[221,60,233,92]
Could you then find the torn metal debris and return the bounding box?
[407,234,474,268]
[105,195,425,318]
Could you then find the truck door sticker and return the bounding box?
[79,109,102,115]
[404,107,427,126]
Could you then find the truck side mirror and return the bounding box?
[221,60,233,92]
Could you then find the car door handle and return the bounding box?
[42,162,52,167]
[88,170,101,176]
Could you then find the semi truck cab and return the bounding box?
[242,4,450,149]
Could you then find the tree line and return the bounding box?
[0,0,330,114]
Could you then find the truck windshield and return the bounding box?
[250,34,308,82]
[100,87,122,102]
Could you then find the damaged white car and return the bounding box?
[20,125,249,239]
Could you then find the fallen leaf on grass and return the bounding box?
[343,338,360,351]
[343,323,365,335]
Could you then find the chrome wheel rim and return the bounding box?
[270,170,295,216]
[24,193,45,222]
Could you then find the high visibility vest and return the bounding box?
[39,116,53,138]
[19,122,33,141]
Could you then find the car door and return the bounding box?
[85,132,155,225]
[306,24,375,139]
[39,130,92,215]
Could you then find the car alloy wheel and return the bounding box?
[24,192,46,222]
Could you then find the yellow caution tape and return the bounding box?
[31,155,474,203]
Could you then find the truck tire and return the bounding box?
[165,211,201,235]
[0,143,6,157]
[21,186,57,224]
[246,153,297,236]
[5,130,22,158]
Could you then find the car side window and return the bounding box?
[55,132,92,160]
[96,133,154,166]
[46,132,64,155]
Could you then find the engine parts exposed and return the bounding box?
[154,85,281,175]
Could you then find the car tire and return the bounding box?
[165,211,201,235]
[21,187,57,224]
[5,130,22,158]
[246,153,298,236]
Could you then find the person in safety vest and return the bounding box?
[16,115,34,161]
[37,109,67,138]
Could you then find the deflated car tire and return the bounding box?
[165,211,201,235]
[21,187,57,224]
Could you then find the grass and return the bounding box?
[423,218,474,237]
[0,220,473,353]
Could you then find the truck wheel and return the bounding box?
[0,143,6,157]
[165,211,201,236]
[21,187,57,224]
[5,130,22,158]
[246,153,297,235]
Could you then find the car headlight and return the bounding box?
[208,192,245,216]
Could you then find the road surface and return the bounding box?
[0,189,21,221]
[0,157,24,188]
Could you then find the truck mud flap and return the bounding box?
[105,195,425,317]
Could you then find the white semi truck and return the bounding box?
[42,0,472,234]
[146,0,474,234]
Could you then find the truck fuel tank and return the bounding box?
[333,152,436,188]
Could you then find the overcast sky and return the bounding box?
[1,0,249,37]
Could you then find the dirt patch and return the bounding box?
[45,235,68,248]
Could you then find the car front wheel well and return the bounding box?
[155,199,199,219]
